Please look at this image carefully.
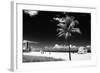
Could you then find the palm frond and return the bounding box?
[68,21,75,29]
[59,17,66,22]
[69,20,79,29]
[74,20,79,25]
[53,17,65,22]
[57,23,65,28]
[65,16,72,22]
[65,32,71,39]
[70,16,75,20]
[57,28,64,32]
[57,32,65,37]
[71,28,81,34]
[64,16,73,28]
[55,15,81,39]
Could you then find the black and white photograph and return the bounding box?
[22,9,91,62]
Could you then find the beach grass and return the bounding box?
[23,55,64,62]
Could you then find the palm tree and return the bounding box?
[54,15,81,61]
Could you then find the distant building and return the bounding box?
[23,40,32,52]
[53,44,68,49]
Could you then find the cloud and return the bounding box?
[24,10,38,16]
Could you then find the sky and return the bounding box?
[23,10,91,47]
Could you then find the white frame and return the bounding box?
[11,1,97,71]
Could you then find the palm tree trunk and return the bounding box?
[67,37,71,61]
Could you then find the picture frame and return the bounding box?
[11,1,97,71]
